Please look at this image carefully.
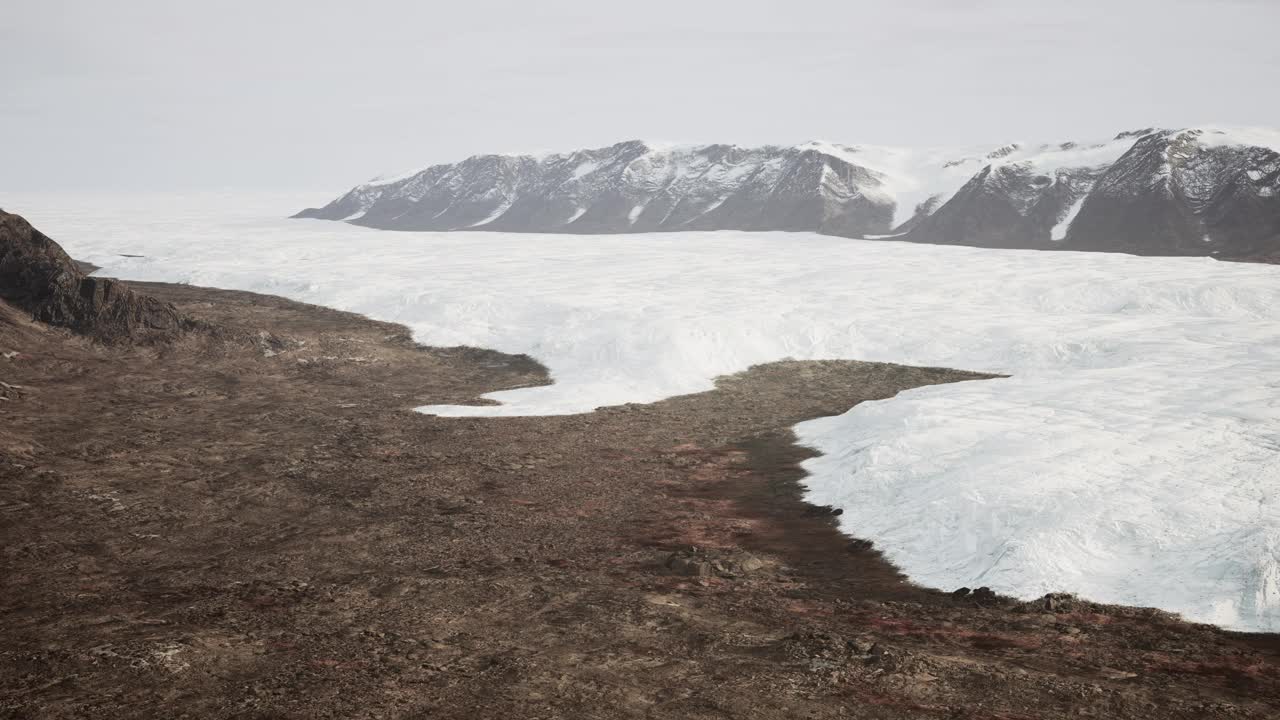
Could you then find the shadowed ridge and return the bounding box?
[0,209,195,343]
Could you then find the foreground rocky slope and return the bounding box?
[296,127,1280,259]
[3,215,1278,718]
[0,209,191,342]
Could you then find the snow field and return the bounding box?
[9,191,1280,632]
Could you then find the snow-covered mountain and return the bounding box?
[296,128,1280,259]
[295,141,897,236]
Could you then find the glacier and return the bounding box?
[7,191,1279,633]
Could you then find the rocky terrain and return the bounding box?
[0,210,192,342]
[1063,130,1280,257]
[3,213,1279,718]
[296,127,1280,259]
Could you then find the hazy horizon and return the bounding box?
[5,0,1278,192]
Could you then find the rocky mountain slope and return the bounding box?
[0,209,191,342]
[1062,129,1280,257]
[296,127,1280,259]
[905,128,1280,257]
[296,141,896,236]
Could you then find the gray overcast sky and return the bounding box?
[3,0,1278,192]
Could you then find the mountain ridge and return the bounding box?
[295,127,1280,259]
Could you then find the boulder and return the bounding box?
[663,548,766,579]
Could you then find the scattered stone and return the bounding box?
[972,587,999,605]
[665,454,701,468]
[435,495,483,515]
[1039,592,1080,612]
[663,548,765,579]
[665,553,713,577]
[849,636,877,655]
[255,329,300,357]
[779,631,866,667]
[1100,667,1139,681]
[952,586,1002,606]
[866,643,907,673]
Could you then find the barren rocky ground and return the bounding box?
[2,277,1279,719]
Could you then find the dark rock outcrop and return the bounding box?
[1062,130,1280,257]
[0,210,192,342]
[902,161,1106,250]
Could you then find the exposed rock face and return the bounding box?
[1061,130,1280,257]
[297,128,1280,259]
[901,157,1108,250]
[0,210,191,342]
[897,129,1280,257]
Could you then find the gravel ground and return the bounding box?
[1,280,1277,719]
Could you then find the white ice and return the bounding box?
[799,137,1135,230]
[7,191,1280,633]
[1194,127,1280,155]
[468,198,512,227]
[571,160,600,179]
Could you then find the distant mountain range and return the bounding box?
[295,128,1280,259]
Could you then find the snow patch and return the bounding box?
[698,196,730,216]
[571,160,600,179]
[798,142,971,228]
[798,140,863,166]
[1051,197,1087,241]
[361,167,428,188]
[469,199,512,227]
[1194,127,1280,156]
[816,137,1135,230]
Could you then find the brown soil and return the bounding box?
[2,281,1277,719]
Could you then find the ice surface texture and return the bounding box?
[13,192,1280,632]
